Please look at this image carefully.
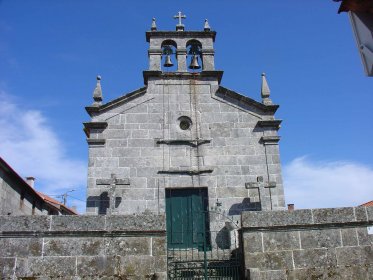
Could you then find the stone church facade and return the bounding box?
[84,17,285,224]
[1,15,372,280]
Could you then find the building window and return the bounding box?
[178,116,192,130]
[20,192,24,209]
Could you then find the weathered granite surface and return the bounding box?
[0,213,165,233]
[85,26,285,218]
[0,214,166,279]
[242,207,373,280]
[242,206,373,228]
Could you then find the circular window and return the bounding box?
[180,120,190,130]
[178,116,192,130]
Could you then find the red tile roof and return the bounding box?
[360,200,373,207]
[37,192,78,215]
[0,157,77,215]
[0,157,42,200]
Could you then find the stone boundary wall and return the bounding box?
[241,207,373,279]
[0,214,166,280]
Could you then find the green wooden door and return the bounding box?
[166,188,209,249]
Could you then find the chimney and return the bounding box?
[287,204,295,211]
[26,177,35,188]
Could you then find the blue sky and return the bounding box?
[1,1,372,212]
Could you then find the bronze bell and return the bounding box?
[189,55,201,70]
[163,55,174,67]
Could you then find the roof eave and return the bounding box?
[0,157,45,203]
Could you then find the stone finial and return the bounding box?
[92,75,103,106]
[204,19,211,31]
[151,17,157,31]
[261,73,273,105]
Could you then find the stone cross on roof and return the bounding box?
[174,11,186,31]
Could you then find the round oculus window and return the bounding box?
[178,116,192,130]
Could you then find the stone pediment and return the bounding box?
[85,86,147,116]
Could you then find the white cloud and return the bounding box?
[284,157,373,209]
[0,91,86,212]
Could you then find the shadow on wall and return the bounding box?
[87,192,122,214]
[228,198,261,215]
[215,227,231,249]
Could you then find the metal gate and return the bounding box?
[166,211,242,279]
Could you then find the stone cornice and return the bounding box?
[200,71,223,83]
[146,30,217,42]
[156,139,211,147]
[148,48,162,55]
[257,120,282,130]
[96,178,130,185]
[260,136,281,144]
[83,122,108,129]
[176,48,187,54]
[143,70,223,85]
[201,49,214,54]
[87,139,106,146]
[158,168,213,175]
[83,122,108,137]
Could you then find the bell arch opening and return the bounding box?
[186,39,202,73]
[161,40,178,72]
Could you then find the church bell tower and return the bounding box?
[146,13,216,70]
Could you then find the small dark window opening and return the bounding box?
[178,116,192,130]
[32,201,36,215]
[180,120,190,130]
[20,192,25,209]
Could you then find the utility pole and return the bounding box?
[61,190,75,205]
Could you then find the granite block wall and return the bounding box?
[0,214,166,279]
[241,207,373,280]
[86,77,285,218]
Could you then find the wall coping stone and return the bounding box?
[241,207,373,231]
[0,214,165,237]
